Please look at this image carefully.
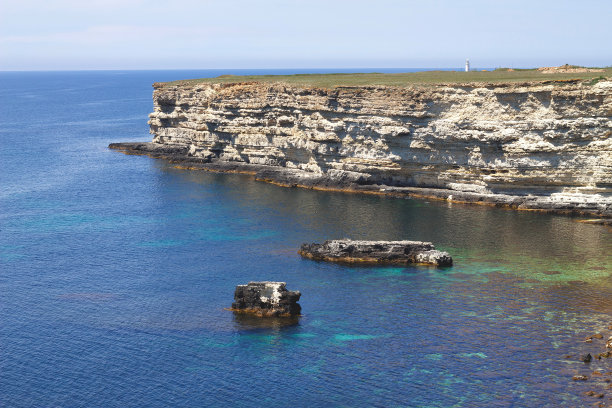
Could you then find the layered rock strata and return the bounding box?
[110,78,612,217]
[230,281,301,317]
[299,240,453,266]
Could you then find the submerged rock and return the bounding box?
[230,281,301,317]
[299,239,452,266]
[598,351,612,359]
[582,353,593,363]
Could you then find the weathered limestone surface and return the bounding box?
[299,240,453,266]
[230,281,301,317]
[111,79,612,216]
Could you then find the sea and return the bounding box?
[1,69,611,407]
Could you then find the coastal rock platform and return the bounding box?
[299,239,453,266]
[230,281,301,317]
[109,142,612,219]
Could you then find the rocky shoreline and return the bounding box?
[299,239,453,266]
[109,142,612,219]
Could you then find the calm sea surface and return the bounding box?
[1,70,611,407]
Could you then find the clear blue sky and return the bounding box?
[1,0,610,70]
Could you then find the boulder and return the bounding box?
[230,281,301,317]
[597,351,612,359]
[299,239,452,266]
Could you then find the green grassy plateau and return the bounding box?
[163,67,612,88]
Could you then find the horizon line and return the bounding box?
[0,66,526,73]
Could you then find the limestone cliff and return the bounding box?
[113,79,612,217]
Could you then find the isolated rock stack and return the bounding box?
[231,281,301,317]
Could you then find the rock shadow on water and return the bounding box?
[231,313,300,332]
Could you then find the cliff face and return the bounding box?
[144,80,612,216]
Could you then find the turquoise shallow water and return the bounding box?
[1,71,611,407]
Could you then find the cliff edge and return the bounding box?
[110,77,612,217]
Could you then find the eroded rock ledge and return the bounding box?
[109,141,612,218]
[230,281,301,317]
[110,79,612,218]
[299,240,453,266]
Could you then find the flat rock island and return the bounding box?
[230,281,301,317]
[299,239,453,266]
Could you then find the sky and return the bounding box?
[0,0,610,70]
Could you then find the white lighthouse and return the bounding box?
[465,59,470,72]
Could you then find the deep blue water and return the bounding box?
[1,70,611,407]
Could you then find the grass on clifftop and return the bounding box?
[162,67,612,88]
